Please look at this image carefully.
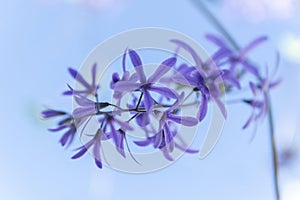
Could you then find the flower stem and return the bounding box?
[267,95,280,200]
[191,1,280,199]
[190,0,240,51]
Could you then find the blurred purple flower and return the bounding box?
[171,39,227,120]
[206,34,268,76]
[243,54,281,129]
[64,63,100,97]
[42,109,77,147]
[72,128,108,169]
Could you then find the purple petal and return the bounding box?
[72,106,96,118]
[108,122,119,146]
[168,92,185,111]
[116,133,125,158]
[175,143,199,153]
[114,81,141,92]
[153,131,163,149]
[241,61,259,76]
[136,113,150,127]
[222,70,241,89]
[74,96,95,106]
[172,72,191,86]
[62,84,74,96]
[122,48,127,72]
[93,140,101,162]
[148,57,177,83]
[68,68,90,89]
[239,36,268,59]
[63,90,73,95]
[149,86,178,99]
[197,94,208,121]
[71,146,89,159]
[269,79,281,89]
[164,125,175,152]
[114,118,134,131]
[242,113,255,129]
[249,82,258,96]
[59,128,74,146]
[48,125,68,132]
[170,39,203,70]
[167,114,198,126]
[205,34,228,48]
[91,63,97,88]
[143,90,154,112]
[211,48,231,63]
[134,139,152,146]
[128,49,146,82]
[161,148,174,161]
[95,159,103,169]
[42,109,66,118]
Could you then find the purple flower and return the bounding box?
[63,63,100,97]
[98,113,133,153]
[72,129,108,169]
[114,49,178,112]
[111,49,138,101]
[206,34,268,76]
[135,93,198,160]
[171,39,227,120]
[42,109,77,147]
[243,55,281,129]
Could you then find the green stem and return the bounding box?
[191,1,280,199]
[267,95,280,200]
[190,0,240,51]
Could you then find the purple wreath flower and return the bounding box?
[71,128,108,169]
[135,93,198,160]
[243,54,281,129]
[97,113,133,153]
[42,109,77,147]
[170,39,227,120]
[206,34,268,76]
[63,63,100,97]
[114,49,178,112]
[110,48,138,102]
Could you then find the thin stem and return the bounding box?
[267,95,280,200]
[190,0,240,51]
[136,92,144,110]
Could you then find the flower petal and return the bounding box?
[143,90,154,112]
[239,36,268,59]
[114,80,141,92]
[170,39,203,69]
[128,49,147,82]
[206,34,228,48]
[167,114,198,126]
[197,94,208,121]
[136,113,150,127]
[148,57,177,83]
[149,86,178,99]
[68,68,90,89]
[72,106,96,118]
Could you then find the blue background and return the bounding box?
[1,0,299,199]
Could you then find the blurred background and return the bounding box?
[0,0,299,199]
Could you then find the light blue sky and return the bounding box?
[1,0,300,200]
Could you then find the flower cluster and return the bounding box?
[42,34,280,169]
